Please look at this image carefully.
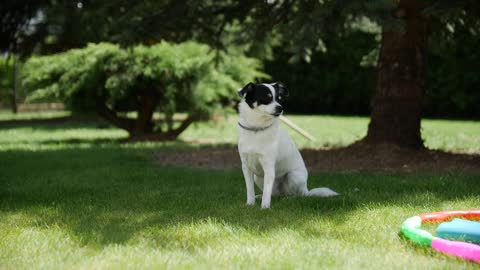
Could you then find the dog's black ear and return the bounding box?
[273,82,289,97]
[238,82,255,98]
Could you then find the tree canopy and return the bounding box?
[4,1,478,54]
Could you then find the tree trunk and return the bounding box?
[364,0,429,149]
[10,55,18,113]
[96,95,135,131]
[96,91,194,141]
[129,117,194,141]
[131,91,158,138]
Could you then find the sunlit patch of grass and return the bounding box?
[422,119,480,153]
[0,110,71,121]
[181,114,480,152]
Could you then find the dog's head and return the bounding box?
[238,82,289,117]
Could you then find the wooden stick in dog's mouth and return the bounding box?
[279,115,316,141]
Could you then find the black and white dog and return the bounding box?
[237,82,338,208]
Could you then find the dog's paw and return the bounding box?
[261,202,271,209]
[246,199,255,206]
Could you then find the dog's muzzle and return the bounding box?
[273,105,283,117]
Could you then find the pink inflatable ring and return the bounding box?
[401,210,480,263]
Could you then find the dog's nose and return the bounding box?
[275,105,283,114]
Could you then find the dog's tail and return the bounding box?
[307,187,339,197]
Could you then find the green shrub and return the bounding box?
[22,41,266,140]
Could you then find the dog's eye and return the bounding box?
[267,93,272,98]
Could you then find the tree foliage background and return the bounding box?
[0,57,14,108]
[1,0,480,122]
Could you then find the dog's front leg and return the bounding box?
[260,159,275,209]
[240,156,256,206]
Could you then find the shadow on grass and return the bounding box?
[1,144,479,248]
[155,146,480,174]
[0,116,105,128]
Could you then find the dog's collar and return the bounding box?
[238,122,274,133]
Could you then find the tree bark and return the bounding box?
[364,0,429,149]
[129,117,194,141]
[10,55,18,113]
[131,90,158,137]
[95,96,135,131]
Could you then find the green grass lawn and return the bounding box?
[0,112,479,269]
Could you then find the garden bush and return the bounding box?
[22,41,266,140]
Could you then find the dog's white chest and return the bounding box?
[243,152,265,176]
